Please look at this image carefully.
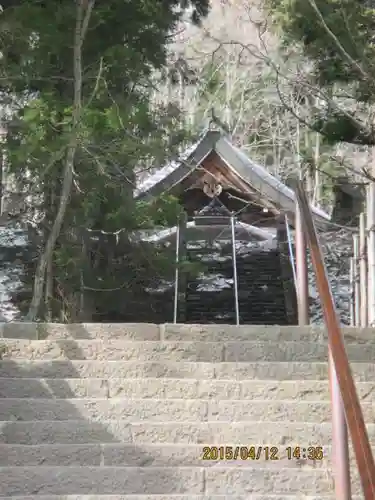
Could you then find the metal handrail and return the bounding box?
[295,181,375,500]
[284,214,297,286]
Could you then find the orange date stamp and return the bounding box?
[201,446,324,461]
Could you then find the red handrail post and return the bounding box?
[329,349,352,499]
[295,181,375,500]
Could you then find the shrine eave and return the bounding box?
[135,129,331,228]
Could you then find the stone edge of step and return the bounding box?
[0,322,374,343]
[0,497,363,500]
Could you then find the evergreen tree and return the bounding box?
[0,0,210,321]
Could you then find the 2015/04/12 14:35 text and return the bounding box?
[201,446,324,461]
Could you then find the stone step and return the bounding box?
[0,443,353,467]
[0,497,362,500]
[0,361,216,380]
[1,360,375,381]
[1,420,375,445]
[0,497,361,500]
[0,323,371,499]
[0,466,361,496]
[1,398,375,423]
[0,377,374,400]
[0,323,160,341]
[2,322,375,344]
[161,325,375,344]
[2,338,375,362]
[0,398,208,422]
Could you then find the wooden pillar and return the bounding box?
[173,211,188,323]
[367,170,375,325]
[359,212,368,327]
[353,235,360,327]
[350,257,355,326]
[296,200,309,325]
[0,126,5,216]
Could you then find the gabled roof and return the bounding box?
[135,130,221,198]
[135,129,331,226]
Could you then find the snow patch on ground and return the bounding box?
[308,229,352,325]
[0,226,28,321]
[196,274,233,291]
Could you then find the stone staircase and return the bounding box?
[0,323,374,499]
[185,248,290,325]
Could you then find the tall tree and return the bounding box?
[0,0,210,321]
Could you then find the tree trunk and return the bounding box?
[26,0,95,321]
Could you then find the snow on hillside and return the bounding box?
[309,229,353,325]
[0,224,353,325]
[0,225,28,321]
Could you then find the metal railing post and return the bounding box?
[285,214,297,286]
[230,214,240,325]
[173,223,180,324]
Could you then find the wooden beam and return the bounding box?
[350,257,355,326]
[353,234,360,327]
[177,211,187,323]
[359,212,368,327]
[201,154,280,214]
[367,168,375,325]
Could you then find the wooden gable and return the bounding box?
[170,150,286,227]
[135,129,330,229]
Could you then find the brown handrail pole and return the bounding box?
[329,351,352,500]
[295,181,375,500]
